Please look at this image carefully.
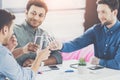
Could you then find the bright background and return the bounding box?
[2,0,86,41]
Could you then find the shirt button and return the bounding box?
[106,44,108,47]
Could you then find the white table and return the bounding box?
[35,60,120,80]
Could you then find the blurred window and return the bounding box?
[2,0,86,12]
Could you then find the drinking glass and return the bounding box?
[47,35,58,48]
[34,36,44,50]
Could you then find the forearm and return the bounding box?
[12,47,24,58]
[12,43,35,58]
[99,59,120,70]
[31,55,42,73]
[43,50,62,65]
[31,48,50,73]
[43,56,57,66]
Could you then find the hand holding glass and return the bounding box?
[48,38,63,51]
[34,36,44,50]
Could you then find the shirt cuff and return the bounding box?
[99,59,106,67]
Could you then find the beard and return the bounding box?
[103,21,112,26]
[2,38,9,46]
[26,19,41,29]
[2,35,11,46]
[100,17,113,26]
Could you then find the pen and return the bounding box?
[37,71,42,74]
[65,70,74,73]
[42,69,52,72]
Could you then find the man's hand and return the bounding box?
[22,42,39,53]
[91,57,100,65]
[6,35,18,52]
[23,47,50,67]
[12,42,39,59]
[37,47,51,61]
[48,40,63,51]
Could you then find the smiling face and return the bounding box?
[26,5,46,28]
[97,4,117,26]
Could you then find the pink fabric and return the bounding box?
[61,45,94,62]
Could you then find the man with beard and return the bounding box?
[49,0,120,70]
[13,0,62,67]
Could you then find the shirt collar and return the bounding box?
[22,20,38,34]
[104,20,120,33]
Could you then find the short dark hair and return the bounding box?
[96,0,119,11]
[0,9,15,30]
[26,0,48,13]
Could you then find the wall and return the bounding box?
[14,10,85,41]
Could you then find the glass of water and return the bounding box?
[34,36,44,50]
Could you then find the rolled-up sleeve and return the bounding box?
[50,50,63,64]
